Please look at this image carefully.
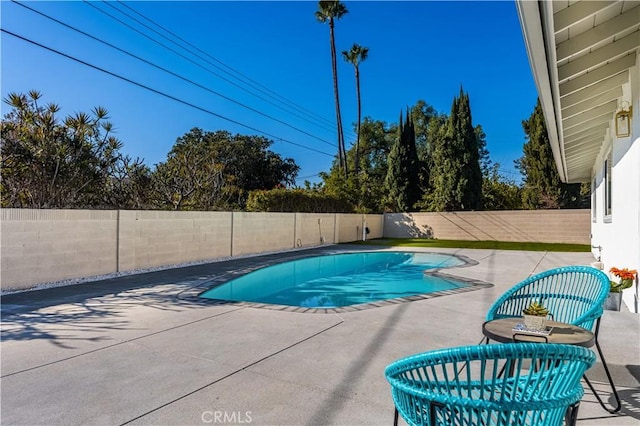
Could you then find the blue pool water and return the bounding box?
[199,251,470,308]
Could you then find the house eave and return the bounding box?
[516,0,640,184]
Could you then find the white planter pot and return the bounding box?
[523,314,547,331]
[603,292,622,311]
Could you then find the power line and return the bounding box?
[112,0,348,135]
[8,0,337,149]
[498,168,521,176]
[296,173,323,180]
[1,28,335,158]
[84,0,355,141]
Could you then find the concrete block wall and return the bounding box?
[232,212,295,257]
[1,209,384,291]
[366,215,384,240]
[1,208,590,291]
[336,214,363,243]
[384,210,590,244]
[335,214,383,242]
[1,209,118,289]
[118,210,233,271]
[295,213,337,247]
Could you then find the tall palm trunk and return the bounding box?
[354,65,361,174]
[329,18,347,178]
[342,43,368,177]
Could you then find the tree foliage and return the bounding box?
[482,164,523,210]
[476,124,491,177]
[0,92,300,212]
[320,116,394,213]
[410,101,444,203]
[5,90,587,215]
[151,128,299,210]
[456,89,483,210]
[424,88,482,211]
[320,100,442,213]
[103,156,152,210]
[476,125,523,210]
[0,91,148,209]
[385,110,420,212]
[246,188,353,212]
[516,99,586,209]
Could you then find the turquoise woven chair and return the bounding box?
[385,343,596,426]
[485,265,619,413]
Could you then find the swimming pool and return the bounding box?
[199,251,472,308]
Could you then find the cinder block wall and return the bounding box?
[232,212,295,257]
[1,209,118,290]
[366,215,384,239]
[1,209,590,291]
[117,210,233,271]
[0,209,384,291]
[336,214,363,243]
[295,213,337,246]
[383,210,590,244]
[335,214,383,242]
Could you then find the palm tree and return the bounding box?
[342,43,369,174]
[316,1,348,178]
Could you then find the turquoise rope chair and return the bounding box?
[485,265,620,413]
[385,343,596,426]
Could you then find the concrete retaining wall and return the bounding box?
[0,209,383,291]
[383,210,590,244]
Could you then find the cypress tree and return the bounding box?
[385,110,420,212]
[404,109,421,208]
[517,99,584,208]
[411,101,439,198]
[430,96,464,211]
[428,88,483,211]
[458,90,483,210]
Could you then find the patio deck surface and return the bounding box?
[1,245,638,425]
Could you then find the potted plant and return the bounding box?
[522,300,549,331]
[604,267,637,311]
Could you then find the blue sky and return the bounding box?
[2,1,538,185]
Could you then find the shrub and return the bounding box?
[246,188,354,213]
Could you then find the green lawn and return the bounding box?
[354,238,590,252]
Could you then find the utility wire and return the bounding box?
[87,0,354,140]
[87,2,348,140]
[113,0,348,134]
[497,168,521,177]
[9,0,337,149]
[0,28,335,158]
[297,173,323,180]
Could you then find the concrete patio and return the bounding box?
[1,245,639,425]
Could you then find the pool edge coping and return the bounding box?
[191,249,494,313]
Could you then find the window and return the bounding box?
[604,152,612,220]
[592,178,597,222]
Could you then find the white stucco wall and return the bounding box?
[590,53,640,313]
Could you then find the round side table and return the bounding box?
[482,317,595,347]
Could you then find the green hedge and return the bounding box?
[246,189,354,213]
